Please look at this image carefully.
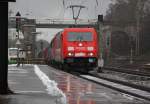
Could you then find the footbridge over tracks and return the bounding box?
[36,19,98,28]
[8,17,99,28]
[9,17,137,28]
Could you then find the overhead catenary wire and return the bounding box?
[61,0,100,20]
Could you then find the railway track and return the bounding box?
[69,70,150,101]
[50,65,150,101]
[101,67,150,88]
[80,74,150,101]
[103,67,150,77]
[89,72,150,92]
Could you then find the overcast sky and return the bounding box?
[9,0,113,42]
[9,0,112,19]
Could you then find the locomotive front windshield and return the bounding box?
[67,32,93,41]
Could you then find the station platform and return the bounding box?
[0,64,65,104]
[0,64,149,104]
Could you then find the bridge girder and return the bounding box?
[36,23,97,28]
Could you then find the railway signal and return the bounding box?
[16,12,21,34]
[97,14,104,72]
[15,12,22,67]
[98,15,103,23]
[97,15,103,57]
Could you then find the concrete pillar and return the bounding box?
[22,19,36,59]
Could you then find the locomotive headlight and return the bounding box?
[88,52,94,56]
[68,52,74,56]
[68,47,74,51]
[68,53,72,56]
[87,47,94,51]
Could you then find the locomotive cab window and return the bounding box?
[67,32,93,41]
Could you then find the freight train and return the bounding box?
[43,28,100,72]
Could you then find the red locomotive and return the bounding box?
[46,28,100,72]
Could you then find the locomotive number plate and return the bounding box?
[75,53,85,57]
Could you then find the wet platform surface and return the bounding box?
[0,65,60,104]
[0,64,149,104]
[39,65,150,104]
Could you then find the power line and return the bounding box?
[68,5,86,24]
[96,0,98,6]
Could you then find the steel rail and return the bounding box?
[103,67,150,77]
[80,74,150,101]
[89,73,150,92]
[49,66,150,101]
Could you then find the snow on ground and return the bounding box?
[8,64,67,104]
[34,65,67,104]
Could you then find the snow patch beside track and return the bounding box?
[34,65,67,104]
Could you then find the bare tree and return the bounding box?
[105,0,150,55]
